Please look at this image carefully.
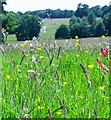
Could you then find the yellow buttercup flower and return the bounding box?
[6,75,10,79]
[39,56,44,59]
[75,36,78,39]
[76,40,79,43]
[56,110,62,115]
[37,48,42,51]
[38,106,44,110]
[24,40,28,45]
[21,44,24,47]
[102,35,105,38]
[76,43,80,47]
[88,64,94,69]
[86,50,89,54]
[99,86,105,91]
[63,81,68,85]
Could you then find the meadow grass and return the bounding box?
[7,34,17,43]
[40,18,70,40]
[1,39,110,118]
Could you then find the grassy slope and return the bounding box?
[40,18,70,40]
[7,34,17,43]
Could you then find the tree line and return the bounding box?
[1,3,111,41]
[55,3,111,39]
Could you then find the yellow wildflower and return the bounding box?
[37,48,42,51]
[39,56,44,59]
[76,40,79,43]
[56,110,62,115]
[21,44,24,47]
[63,81,68,85]
[6,75,10,79]
[88,64,94,69]
[24,40,28,45]
[102,35,105,38]
[38,106,44,110]
[75,36,78,39]
[86,50,89,54]
[99,86,105,91]
[76,43,80,47]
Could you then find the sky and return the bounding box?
[4,0,110,13]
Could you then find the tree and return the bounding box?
[16,11,23,20]
[2,12,17,34]
[55,24,70,39]
[87,11,96,25]
[87,11,96,36]
[70,23,82,38]
[95,21,105,36]
[103,10,111,36]
[69,16,81,28]
[90,5,102,17]
[75,3,89,18]
[16,14,41,41]
[102,5,109,17]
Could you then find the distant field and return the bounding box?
[40,18,70,40]
[6,18,110,49]
[7,34,17,43]
[7,18,70,43]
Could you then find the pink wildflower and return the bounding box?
[96,58,110,72]
[100,48,109,59]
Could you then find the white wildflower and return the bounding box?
[32,55,36,63]
[27,70,35,73]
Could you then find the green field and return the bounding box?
[7,34,17,43]
[1,18,110,118]
[1,37,110,118]
[40,18,70,40]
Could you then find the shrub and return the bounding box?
[16,14,41,41]
[55,24,70,39]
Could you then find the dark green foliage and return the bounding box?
[95,21,105,36]
[70,23,82,38]
[2,12,17,34]
[75,3,89,18]
[15,14,41,41]
[69,16,90,38]
[69,16,81,28]
[24,9,74,19]
[55,24,70,39]
[67,4,110,38]
[90,5,103,17]
[87,11,96,25]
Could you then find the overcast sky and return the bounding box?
[4,0,110,13]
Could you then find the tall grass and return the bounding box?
[1,39,109,118]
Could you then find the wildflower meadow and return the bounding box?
[1,36,110,118]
